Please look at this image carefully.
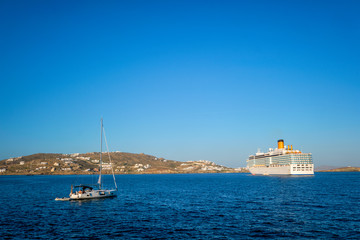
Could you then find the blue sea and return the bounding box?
[0,173,359,239]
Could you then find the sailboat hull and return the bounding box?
[70,189,117,200]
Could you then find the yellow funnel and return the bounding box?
[278,139,284,149]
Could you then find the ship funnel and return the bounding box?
[278,139,284,149]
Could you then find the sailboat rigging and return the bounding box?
[67,118,117,200]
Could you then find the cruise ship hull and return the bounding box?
[249,164,314,175]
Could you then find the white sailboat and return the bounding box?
[69,118,117,200]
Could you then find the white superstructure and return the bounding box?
[247,139,314,175]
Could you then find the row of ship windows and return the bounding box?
[271,159,312,162]
[293,167,312,171]
[272,162,313,165]
[291,162,313,164]
[248,162,313,166]
[250,163,313,166]
[249,161,313,165]
[251,158,311,161]
[272,157,310,159]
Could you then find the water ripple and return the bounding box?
[0,173,359,239]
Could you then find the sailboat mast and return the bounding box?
[99,118,103,189]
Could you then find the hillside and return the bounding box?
[315,165,344,171]
[0,152,248,175]
[317,167,360,172]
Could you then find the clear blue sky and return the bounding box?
[1,0,359,167]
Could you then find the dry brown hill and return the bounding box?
[0,152,248,175]
[317,167,360,172]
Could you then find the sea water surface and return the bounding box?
[0,173,359,239]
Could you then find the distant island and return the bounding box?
[1,153,358,175]
[0,152,248,175]
[316,167,360,172]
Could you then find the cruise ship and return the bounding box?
[246,139,314,175]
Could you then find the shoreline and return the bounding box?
[0,170,249,176]
[2,170,360,177]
